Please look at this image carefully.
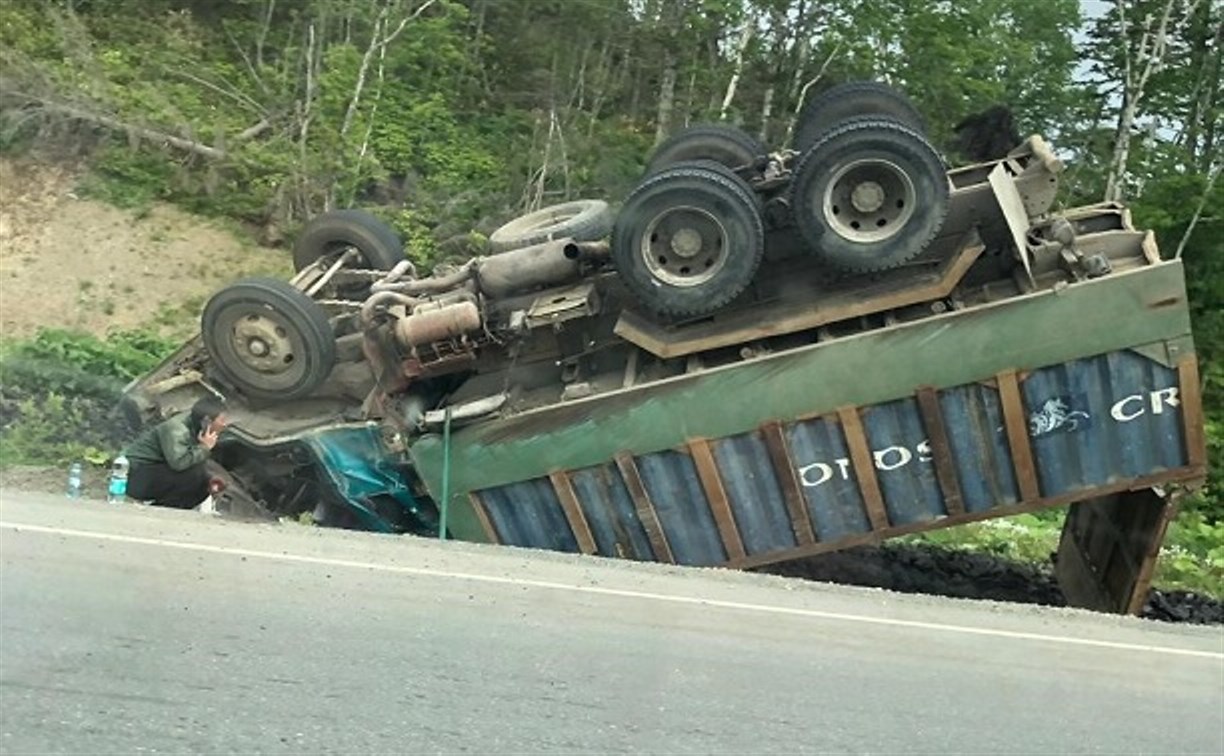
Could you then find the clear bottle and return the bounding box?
[66,461,83,499]
[107,454,129,504]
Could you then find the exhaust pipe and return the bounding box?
[477,238,610,298]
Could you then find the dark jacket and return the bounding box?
[123,414,209,471]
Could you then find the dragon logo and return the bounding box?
[1028,396,1091,438]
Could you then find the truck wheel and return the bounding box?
[293,209,405,272]
[202,278,336,400]
[612,163,764,318]
[646,124,767,177]
[488,200,612,253]
[793,81,926,152]
[790,119,948,273]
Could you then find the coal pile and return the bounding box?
[759,542,1222,625]
[1143,589,1224,625]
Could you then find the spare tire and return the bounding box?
[612,163,764,318]
[790,119,949,273]
[794,81,926,152]
[646,124,767,177]
[293,209,405,272]
[488,200,612,253]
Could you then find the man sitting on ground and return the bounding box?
[124,396,228,509]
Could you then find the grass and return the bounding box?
[906,507,1223,600]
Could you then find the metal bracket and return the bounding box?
[525,283,599,329]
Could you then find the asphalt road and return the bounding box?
[1,493,1222,755]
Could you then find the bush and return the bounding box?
[0,328,177,466]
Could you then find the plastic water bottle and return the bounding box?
[66,462,83,499]
[107,455,129,504]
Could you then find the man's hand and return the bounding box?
[198,426,220,450]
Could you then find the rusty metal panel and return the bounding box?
[1022,350,1187,497]
[615,453,675,563]
[550,471,597,555]
[710,432,801,556]
[688,440,746,561]
[478,478,579,553]
[939,383,1021,513]
[635,450,726,566]
[568,464,655,560]
[1056,489,1175,615]
[785,415,873,540]
[915,387,966,516]
[861,398,943,526]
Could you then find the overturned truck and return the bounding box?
[124,83,1206,615]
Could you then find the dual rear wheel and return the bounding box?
[613,81,948,317]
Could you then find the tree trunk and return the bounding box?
[1104,0,1204,202]
[1105,94,1138,202]
[1194,20,1222,171]
[758,85,774,142]
[719,25,753,121]
[655,48,677,143]
[785,43,841,146]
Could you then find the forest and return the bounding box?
[0,0,1220,579]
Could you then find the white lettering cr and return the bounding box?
[1111,394,1145,422]
[1150,387,1179,415]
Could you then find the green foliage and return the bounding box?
[0,329,177,466]
[1156,512,1224,598]
[0,393,111,467]
[3,328,177,382]
[909,508,1223,599]
[77,148,177,209]
[905,512,1064,566]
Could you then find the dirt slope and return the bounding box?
[0,156,290,338]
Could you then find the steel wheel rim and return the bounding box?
[822,158,916,244]
[640,205,729,288]
[213,304,309,391]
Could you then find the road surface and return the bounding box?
[1,492,1221,754]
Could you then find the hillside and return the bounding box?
[0,156,288,339]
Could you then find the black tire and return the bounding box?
[293,209,405,272]
[202,278,336,401]
[669,159,767,210]
[790,119,949,273]
[646,124,767,176]
[793,81,926,152]
[612,164,764,318]
[488,200,612,253]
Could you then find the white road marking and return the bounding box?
[3,520,1222,660]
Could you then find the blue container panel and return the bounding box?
[636,450,727,566]
[1022,351,1187,497]
[470,347,1194,567]
[860,398,945,526]
[938,383,1020,513]
[479,478,579,554]
[569,464,656,560]
[711,432,799,556]
[785,416,871,540]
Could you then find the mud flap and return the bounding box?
[1055,487,1176,615]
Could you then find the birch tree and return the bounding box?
[1103,0,1205,201]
